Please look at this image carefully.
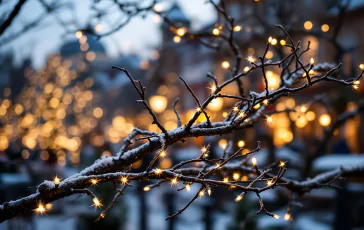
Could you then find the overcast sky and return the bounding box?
[0,0,216,68]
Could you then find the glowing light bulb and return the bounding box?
[238,112,245,118]
[273,214,280,219]
[92,197,103,208]
[215,163,221,169]
[233,25,242,32]
[223,177,229,183]
[53,176,61,185]
[300,105,307,113]
[271,38,277,45]
[221,61,230,69]
[207,188,212,196]
[212,28,220,36]
[154,168,162,175]
[252,157,257,166]
[266,116,273,124]
[176,27,187,36]
[233,106,239,112]
[321,24,329,32]
[284,213,291,220]
[235,195,243,202]
[120,176,128,185]
[186,184,191,192]
[263,99,269,105]
[354,80,360,85]
[201,146,207,153]
[319,114,331,126]
[75,30,82,39]
[35,203,46,214]
[143,186,150,192]
[310,58,315,65]
[170,177,178,186]
[237,140,245,148]
[268,36,273,44]
[209,84,217,93]
[359,64,364,70]
[279,161,286,168]
[196,107,201,112]
[160,150,167,158]
[280,40,286,46]
[90,178,99,186]
[173,36,181,43]
[304,21,313,30]
[233,173,240,180]
[199,190,205,197]
[247,56,256,63]
[266,179,273,186]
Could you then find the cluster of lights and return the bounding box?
[268,36,277,45]
[353,80,360,90]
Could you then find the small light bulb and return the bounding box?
[53,176,61,185]
[223,177,229,183]
[233,106,239,112]
[154,168,162,175]
[252,157,257,166]
[90,178,99,186]
[35,203,46,214]
[310,58,315,65]
[237,140,245,148]
[263,99,269,105]
[235,195,243,202]
[201,146,207,153]
[266,179,273,186]
[92,197,103,208]
[199,190,205,197]
[233,25,242,32]
[284,213,291,220]
[210,84,217,93]
[186,184,191,192]
[238,112,245,118]
[233,173,240,180]
[266,116,273,124]
[207,188,212,196]
[273,214,280,219]
[212,28,220,36]
[143,186,150,192]
[279,161,286,167]
[160,150,167,157]
[247,56,256,63]
[221,61,230,69]
[170,177,178,186]
[300,105,307,113]
[120,176,128,185]
[268,36,273,44]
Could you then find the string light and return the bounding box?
[280,40,286,46]
[90,178,99,186]
[284,213,291,220]
[273,214,280,219]
[360,64,364,70]
[233,25,242,32]
[53,176,61,185]
[209,84,217,93]
[252,157,257,166]
[173,36,181,43]
[196,107,201,112]
[279,161,286,168]
[160,150,167,158]
[319,114,331,126]
[266,116,273,124]
[199,190,205,198]
[207,188,212,196]
[201,146,207,153]
[186,184,191,192]
[35,203,46,214]
[237,140,245,148]
[212,28,220,36]
[271,38,277,45]
[310,57,315,65]
[263,99,269,105]
[92,197,103,209]
[266,179,273,186]
[154,168,162,175]
[238,112,245,118]
[221,61,230,69]
[233,106,239,112]
[235,195,243,202]
[120,176,128,185]
[223,177,229,183]
[247,56,256,63]
[300,105,307,113]
[176,27,187,36]
[143,186,150,192]
[170,177,178,186]
[244,66,250,72]
[353,85,359,90]
[233,173,240,180]
[268,36,273,44]
[215,163,221,169]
